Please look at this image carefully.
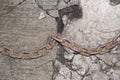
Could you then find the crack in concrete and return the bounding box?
[0,0,27,17]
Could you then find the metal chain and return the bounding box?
[0,33,120,59]
[52,33,120,56]
[0,35,56,59]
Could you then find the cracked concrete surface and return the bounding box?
[0,0,58,80]
[0,0,120,80]
[53,0,120,80]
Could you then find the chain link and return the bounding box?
[0,33,120,59]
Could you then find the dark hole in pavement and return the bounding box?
[56,4,82,34]
[57,45,66,64]
[58,4,82,20]
[63,0,71,4]
[55,17,64,33]
[109,0,120,6]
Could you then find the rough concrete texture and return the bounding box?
[0,0,58,80]
[54,0,120,80]
[0,0,120,80]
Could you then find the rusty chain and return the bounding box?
[0,32,120,59]
[52,33,120,56]
[0,35,56,59]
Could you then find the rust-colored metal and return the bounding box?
[0,33,120,59]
